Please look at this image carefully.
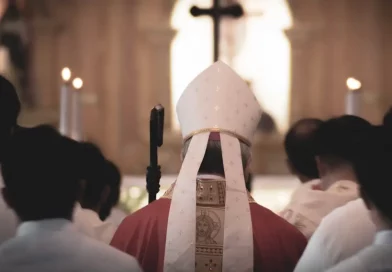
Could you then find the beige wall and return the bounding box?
[21,0,392,175]
[287,0,391,124]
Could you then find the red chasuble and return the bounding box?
[111,182,307,272]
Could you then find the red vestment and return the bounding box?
[111,198,307,272]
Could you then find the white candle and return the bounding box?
[345,77,362,116]
[59,67,71,136]
[71,77,83,141]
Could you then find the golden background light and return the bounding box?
[61,67,71,82]
[72,78,83,89]
[170,0,292,132]
[346,77,362,91]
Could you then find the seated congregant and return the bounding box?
[280,118,323,219]
[0,126,141,272]
[326,125,392,271]
[281,115,371,239]
[73,142,120,244]
[110,61,307,272]
[294,108,392,272]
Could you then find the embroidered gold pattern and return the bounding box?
[162,179,255,204]
[162,179,254,272]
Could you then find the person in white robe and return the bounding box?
[74,203,117,244]
[326,125,392,271]
[105,206,127,226]
[0,126,141,272]
[280,118,323,225]
[281,116,372,239]
[294,199,375,272]
[73,143,121,244]
[0,75,20,244]
[295,109,392,272]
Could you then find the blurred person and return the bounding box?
[281,115,371,239]
[295,110,392,272]
[326,125,392,271]
[0,126,141,272]
[280,118,323,221]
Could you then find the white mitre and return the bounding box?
[164,61,262,272]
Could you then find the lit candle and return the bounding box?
[71,77,83,141]
[345,77,362,116]
[59,67,71,136]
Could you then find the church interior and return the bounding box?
[1,0,392,214]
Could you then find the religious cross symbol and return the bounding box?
[205,259,217,271]
[190,0,244,62]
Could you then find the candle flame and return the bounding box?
[72,78,83,90]
[61,67,71,82]
[346,77,361,91]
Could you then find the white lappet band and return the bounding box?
[164,133,209,272]
[163,132,254,272]
[221,133,253,272]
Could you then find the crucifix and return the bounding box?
[190,0,244,62]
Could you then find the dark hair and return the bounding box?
[1,125,82,221]
[105,160,121,205]
[98,160,122,221]
[383,107,392,129]
[182,138,251,176]
[78,142,107,209]
[314,115,372,168]
[284,118,323,179]
[353,126,392,221]
[199,141,226,176]
[0,75,21,131]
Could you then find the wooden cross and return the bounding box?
[190,0,244,62]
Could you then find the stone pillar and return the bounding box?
[122,25,178,173]
[286,0,388,124]
[20,0,178,174]
[121,0,177,174]
[285,24,324,122]
[19,0,62,126]
[285,0,325,123]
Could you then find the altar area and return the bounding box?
[118,175,299,214]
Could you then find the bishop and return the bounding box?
[110,61,307,272]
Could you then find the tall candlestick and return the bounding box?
[71,77,83,141]
[59,67,71,136]
[345,77,362,116]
